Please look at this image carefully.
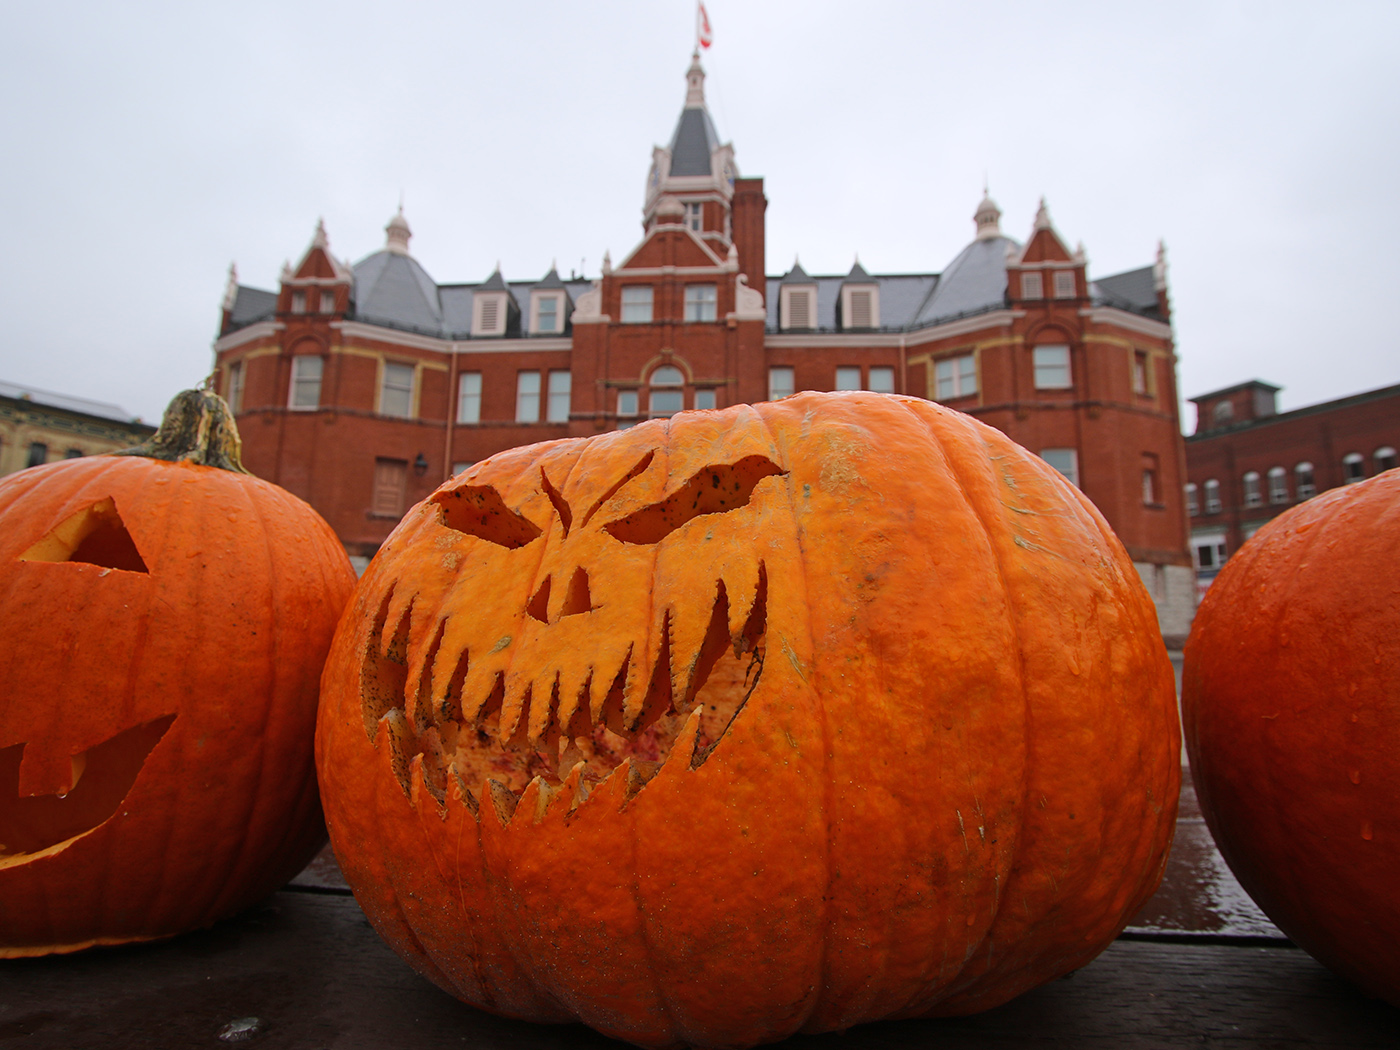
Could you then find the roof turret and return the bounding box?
[974,189,1003,240]
[385,206,412,255]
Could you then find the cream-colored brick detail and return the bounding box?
[1134,561,1195,643]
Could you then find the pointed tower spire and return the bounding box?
[222,263,239,312]
[385,206,412,255]
[974,188,1002,240]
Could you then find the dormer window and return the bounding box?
[473,292,508,337]
[1020,272,1043,300]
[291,291,307,314]
[840,285,879,330]
[781,285,817,330]
[532,292,565,334]
[1053,271,1076,298]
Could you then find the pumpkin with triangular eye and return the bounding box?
[0,390,355,956]
[316,391,1180,1049]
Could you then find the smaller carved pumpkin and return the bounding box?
[318,392,1181,1049]
[0,390,356,956]
[1184,468,1400,1006]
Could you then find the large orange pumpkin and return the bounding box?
[1183,468,1400,1005]
[0,389,355,956]
[317,391,1179,1048]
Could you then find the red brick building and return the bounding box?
[1184,380,1400,596]
[212,53,1193,638]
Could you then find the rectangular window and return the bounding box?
[457,372,482,424]
[537,297,558,333]
[694,389,717,410]
[1053,271,1076,299]
[320,291,336,314]
[621,286,653,323]
[1268,468,1289,504]
[291,290,306,314]
[1040,448,1079,487]
[372,458,408,517]
[835,366,861,391]
[1194,537,1228,572]
[1033,345,1071,389]
[1142,453,1160,505]
[1243,472,1262,507]
[26,442,47,468]
[868,366,895,394]
[226,360,244,414]
[380,361,415,418]
[289,355,323,409]
[935,353,977,400]
[1134,351,1150,395]
[1204,479,1222,514]
[547,370,571,423]
[616,390,639,417]
[684,284,717,322]
[1020,272,1043,299]
[687,202,703,232]
[769,366,795,402]
[1295,463,1316,499]
[649,389,683,417]
[516,371,541,423]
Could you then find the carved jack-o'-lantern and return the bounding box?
[0,390,355,956]
[317,392,1179,1049]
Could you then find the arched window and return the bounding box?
[1242,471,1262,507]
[1204,478,1222,514]
[1294,462,1316,500]
[1267,466,1288,504]
[648,366,685,418]
[1375,446,1397,473]
[1185,482,1199,517]
[1343,452,1365,483]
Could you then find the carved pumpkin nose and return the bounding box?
[526,566,594,624]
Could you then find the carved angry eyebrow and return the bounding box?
[433,485,543,549]
[605,455,786,545]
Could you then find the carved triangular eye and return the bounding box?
[19,497,149,573]
[605,455,785,545]
[433,485,543,549]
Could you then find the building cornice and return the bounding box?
[906,310,1017,344]
[1084,307,1172,339]
[213,321,282,352]
[765,332,908,349]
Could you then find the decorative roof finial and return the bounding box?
[685,50,706,108]
[974,187,1002,240]
[1154,239,1169,291]
[1033,197,1053,232]
[385,205,412,255]
[222,263,239,312]
[312,218,329,250]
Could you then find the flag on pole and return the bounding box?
[697,3,713,49]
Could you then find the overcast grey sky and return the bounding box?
[2,1,1396,431]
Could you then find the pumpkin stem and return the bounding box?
[112,389,251,474]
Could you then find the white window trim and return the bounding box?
[840,284,880,330]
[620,286,654,324]
[531,291,566,335]
[516,371,541,423]
[1040,448,1079,488]
[867,366,895,394]
[546,370,571,423]
[835,366,861,391]
[1053,271,1077,299]
[935,353,978,400]
[473,292,509,337]
[289,355,322,410]
[1032,345,1072,390]
[684,284,718,323]
[780,284,818,330]
[379,360,417,419]
[1020,272,1044,300]
[768,366,795,401]
[457,371,482,424]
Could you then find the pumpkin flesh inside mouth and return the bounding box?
[361,568,767,821]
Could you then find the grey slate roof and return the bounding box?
[779,261,814,284]
[844,260,873,283]
[229,286,277,328]
[0,380,143,423]
[354,251,442,333]
[1090,266,1160,317]
[764,273,940,331]
[909,235,1017,328]
[668,107,720,176]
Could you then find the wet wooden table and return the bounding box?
[4,766,1397,1050]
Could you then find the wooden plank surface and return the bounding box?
[2,889,1395,1050]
